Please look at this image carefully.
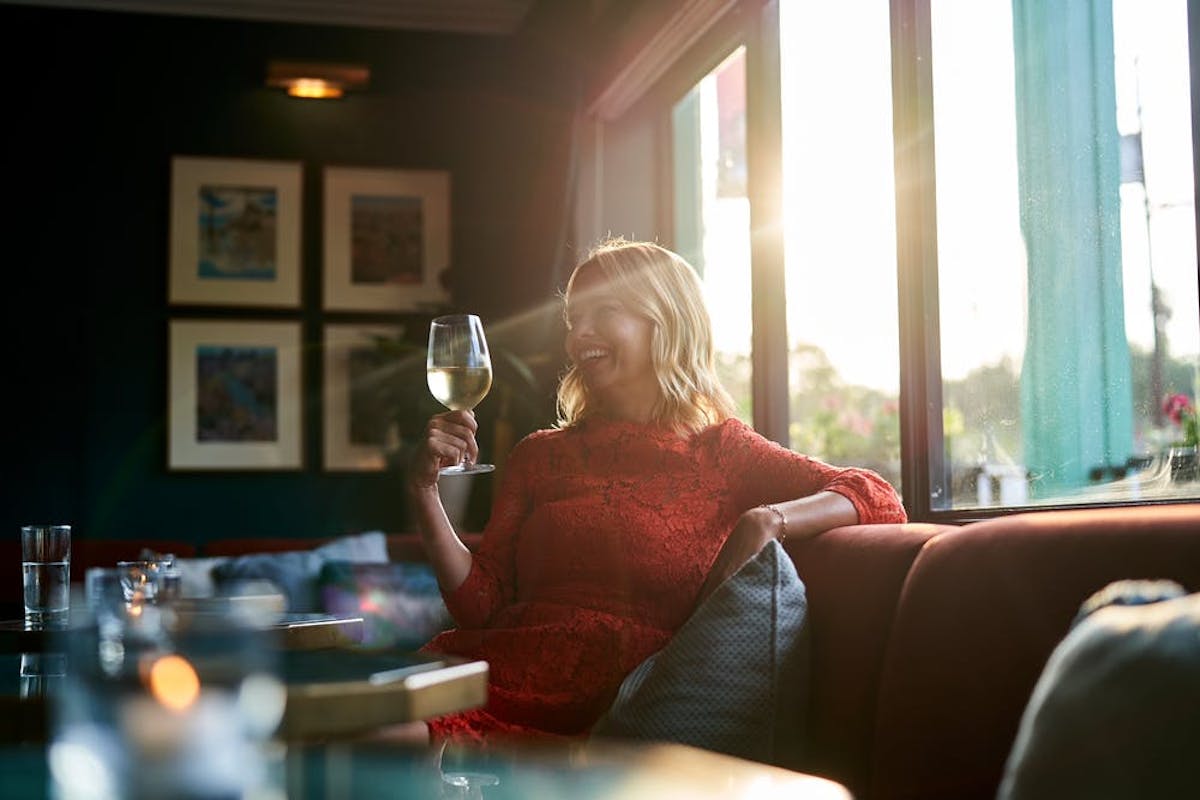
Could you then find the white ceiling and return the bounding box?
[8,0,538,34]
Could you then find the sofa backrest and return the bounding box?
[785,522,955,795]
[869,504,1200,800]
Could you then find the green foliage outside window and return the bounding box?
[786,344,901,488]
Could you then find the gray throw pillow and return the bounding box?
[998,584,1200,800]
[592,540,810,765]
[211,531,388,613]
[173,556,231,598]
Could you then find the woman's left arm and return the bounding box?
[697,421,906,603]
[696,491,856,603]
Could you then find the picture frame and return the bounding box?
[168,319,303,470]
[323,323,404,472]
[323,166,451,311]
[169,156,303,308]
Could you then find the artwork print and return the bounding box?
[198,184,278,280]
[347,344,393,445]
[323,324,402,471]
[169,319,301,470]
[323,167,449,311]
[195,345,278,442]
[170,157,301,307]
[350,194,424,286]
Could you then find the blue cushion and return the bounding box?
[318,561,453,649]
[210,531,388,612]
[591,540,810,765]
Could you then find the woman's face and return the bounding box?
[564,265,660,419]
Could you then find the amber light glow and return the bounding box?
[267,60,368,100]
[287,79,343,99]
[148,654,201,712]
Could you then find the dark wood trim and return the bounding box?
[746,0,788,444]
[623,5,749,119]
[587,0,742,120]
[891,0,945,521]
[920,496,1200,525]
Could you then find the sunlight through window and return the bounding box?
[780,0,901,491]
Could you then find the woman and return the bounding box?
[403,239,906,744]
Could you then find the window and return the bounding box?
[583,0,1200,519]
[673,46,754,425]
[925,0,1198,510]
[779,1,901,491]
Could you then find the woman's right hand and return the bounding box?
[408,410,480,491]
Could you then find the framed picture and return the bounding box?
[169,156,303,307]
[323,324,404,471]
[323,166,451,311]
[168,319,303,470]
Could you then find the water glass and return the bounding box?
[21,524,71,627]
[116,558,178,605]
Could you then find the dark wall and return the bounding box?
[2,4,585,546]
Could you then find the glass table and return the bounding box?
[7,738,853,800]
[1,619,487,743]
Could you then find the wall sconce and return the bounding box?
[266,61,370,100]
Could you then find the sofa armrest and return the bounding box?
[784,522,953,793]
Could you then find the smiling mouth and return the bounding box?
[577,348,608,364]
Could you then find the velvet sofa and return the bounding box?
[786,503,1200,800]
[9,504,1200,800]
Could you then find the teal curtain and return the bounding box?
[1013,0,1133,495]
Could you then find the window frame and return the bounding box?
[892,0,1200,522]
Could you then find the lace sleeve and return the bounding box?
[440,434,538,627]
[717,419,906,524]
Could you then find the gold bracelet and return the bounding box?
[760,504,788,542]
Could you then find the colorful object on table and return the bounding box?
[318,561,452,649]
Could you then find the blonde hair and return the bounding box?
[556,238,737,433]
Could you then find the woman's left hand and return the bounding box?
[695,506,783,605]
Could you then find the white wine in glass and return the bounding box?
[427,314,495,475]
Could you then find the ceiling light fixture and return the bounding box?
[266,60,370,100]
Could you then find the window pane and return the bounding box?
[779,1,901,491]
[930,0,1199,509]
[672,47,754,424]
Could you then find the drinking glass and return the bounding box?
[427,314,495,475]
[21,524,71,627]
[437,739,501,799]
[117,558,179,605]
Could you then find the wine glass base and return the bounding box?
[439,463,495,476]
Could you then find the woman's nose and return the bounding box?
[567,311,595,339]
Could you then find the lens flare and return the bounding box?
[148,654,201,712]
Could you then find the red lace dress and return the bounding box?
[422,417,905,743]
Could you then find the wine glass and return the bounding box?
[427,314,495,475]
[436,739,501,799]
